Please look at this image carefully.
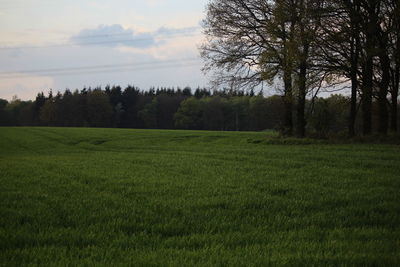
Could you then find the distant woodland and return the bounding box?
[0,86,399,137]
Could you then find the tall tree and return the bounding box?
[202,0,325,137]
[317,0,362,136]
[388,0,400,132]
[359,0,379,135]
[201,0,300,133]
[293,0,321,137]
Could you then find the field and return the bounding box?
[1,127,399,266]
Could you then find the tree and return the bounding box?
[202,0,299,133]
[138,98,158,129]
[230,96,250,131]
[388,0,400,132]
[105,85,125,127]
[249,96,270,130]
[174,97,204,129]
[315,0,362,136]
[360,0,386,135]
[120,86,141,128]
[308,95,349,136]
[0,99,9,125]
[5,96,30,126]
[291,0,323,137]
[86,90,113,127]
[156,94,185,129]
[292,0,398,136]
[33,92,46,125]
[201,97,229,130]
[202,0,327,137]
[40,98,58,126]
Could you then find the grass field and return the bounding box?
[1,127,399,266]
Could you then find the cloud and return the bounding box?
[70,24,201,50]
[117,34,203,60]
[0,24,207,100]
[70,24,156,49]
[155,26,200,36]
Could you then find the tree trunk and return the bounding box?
[360,0,380,135]
[378,53,390,135]
[362,56,373,135]
[361,10,376,136]
[390,26,400,132]
[349,74,358,136]
[349,34,359,137]
[283,71,293,135]
[348,1,361,137]
[281,19,295,136]
[391,65,399,132]
[297,43,309,138]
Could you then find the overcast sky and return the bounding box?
[0,0,210,100]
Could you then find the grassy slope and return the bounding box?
[0,127,399,266]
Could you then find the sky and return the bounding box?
[0,0,210,100]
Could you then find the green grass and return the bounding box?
[1,127,399,266]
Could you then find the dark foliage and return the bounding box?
[3,85,397,137]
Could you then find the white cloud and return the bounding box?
[70,24,201,50]
[0,24,207,100]
[0,1,212,100]
[71,24,157,49]
[117,34,203,60]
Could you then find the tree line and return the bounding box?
[1,85,398,136]
[201,0,399,137]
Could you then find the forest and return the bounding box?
[0,85,398,137]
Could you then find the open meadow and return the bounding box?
[0,127,399,266]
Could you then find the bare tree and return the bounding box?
[201,0,325,137]
[314,0,399,135]
[316,0,362,136]
[201,0,274,89]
